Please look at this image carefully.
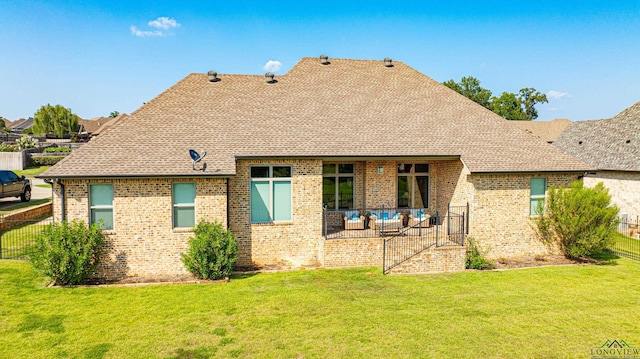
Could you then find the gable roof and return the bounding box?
[79,116,116,134]
[509,119,571,143]
[554,101,640,172]
[92,113,128,136]
[43,57,590,178]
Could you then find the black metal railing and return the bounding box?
[0,215,52,259]
[608,215,640,261]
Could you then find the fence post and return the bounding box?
[435,210,439,247]
[0,215,3,259]
[462,212,465,246]
[381,205,385,237]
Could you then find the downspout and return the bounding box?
[226,178,230,230]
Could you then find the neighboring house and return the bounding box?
[510,118,572,143]
[92,113,127,137]
[79,115,124,137]
[554,102,640,219]
[9,117,33,133]
[41,56,590,280]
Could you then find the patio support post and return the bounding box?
[323,204,327,240]
[466,201,470,234]
[462,212,465,246]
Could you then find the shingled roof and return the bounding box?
[554,101,640,172]
[510,118,572,143]
[43,57,590,178]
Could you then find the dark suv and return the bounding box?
[0,170,31,202]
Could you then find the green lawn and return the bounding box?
[0,223,50,258]
[13,166,50,178]
[1,260,639,358]
[610,232,640,259]
[0,198,51,216]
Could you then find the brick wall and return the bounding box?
[228,159,324,270]
[469,172,580,258]
[584,171,640,218]
[0,202,52,231]
[53,178,227,279]
[324,237,383,267]
[388,246,466,274]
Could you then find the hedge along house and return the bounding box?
[41,56,591,279]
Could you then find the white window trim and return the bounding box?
[323,163,355,210]
[397,164,430,209]
[250,165,293,223]
[172,182,196,229]
[89,183,114,230]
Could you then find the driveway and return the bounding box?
[0,178,52,211]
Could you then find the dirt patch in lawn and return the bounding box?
[492,254,594,270]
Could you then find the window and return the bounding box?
[90,184,114,230]
[322,163,354,210]
[251,166,292,222]
[397,163,429,208]
[173,183,195,228]
[530,178,546,215]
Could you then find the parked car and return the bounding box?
[0,170,31,202]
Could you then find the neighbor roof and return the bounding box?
[510,118,571,143]
[554,101,640,172]
[43,57,590,178]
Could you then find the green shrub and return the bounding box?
[30,156,65,166]
[465,238,494,270]
[0,143,18,152]
[30,220,105,285]
[536,181,619,259]
[43,147,72,153]
[16,135,38,150]
[181,220,238,280]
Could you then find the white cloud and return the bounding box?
[148,17,180,30]
[263,60,282,72]
[547,90,571,100]
[130,25,163,37]
[131,17,180,37]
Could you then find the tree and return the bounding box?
[490,92,527,121]
[535,181,619,259]
[443,77,548,120]
[32,104,79,137]
[443,76,492,109]
[109,111,120,118]
[517,88,548,120]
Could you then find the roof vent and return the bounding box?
[265,72,277,84]
[626,139,631,144]
[320,54,330,65]
[578,140,583,145]
[384,58,394,67]
[207,70,220,82]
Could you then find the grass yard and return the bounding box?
[0,222,50,259]
[0,198,51,216]
[1,259,639,358]
[610,232,640,260]
[13,166,50,178]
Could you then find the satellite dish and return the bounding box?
[189,149,207,170]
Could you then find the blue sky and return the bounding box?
[1,1,639,121]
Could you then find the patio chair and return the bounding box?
[408,209,431,228]
[369,209,403,233]
[343,210,365,230]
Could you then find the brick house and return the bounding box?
[554,102,640,220]
[41,56,590,279]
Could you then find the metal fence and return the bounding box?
[608,216,640,261]
[0,215,53,259]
